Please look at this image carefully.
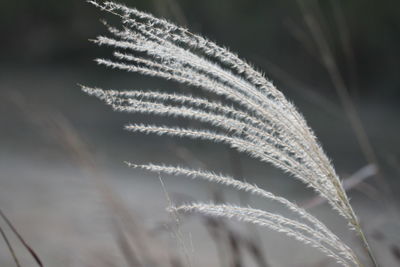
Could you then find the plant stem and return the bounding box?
[346,202,379,267]
[355,222,379,267]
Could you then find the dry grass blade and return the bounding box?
[0,224,21,267]
[0,209,43,267]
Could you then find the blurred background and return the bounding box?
[0,0,399,266]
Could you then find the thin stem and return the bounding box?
[0,225,21,267]
[354,221,379,267]
[0,209,43,267]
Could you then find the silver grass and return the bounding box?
[171,203,355,267]
[126,163,358,266]
[84,1,377,266]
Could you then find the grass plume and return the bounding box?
[84,1,378,266]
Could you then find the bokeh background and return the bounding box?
[0,0,399,266]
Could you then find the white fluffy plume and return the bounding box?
[82,1,373,266]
